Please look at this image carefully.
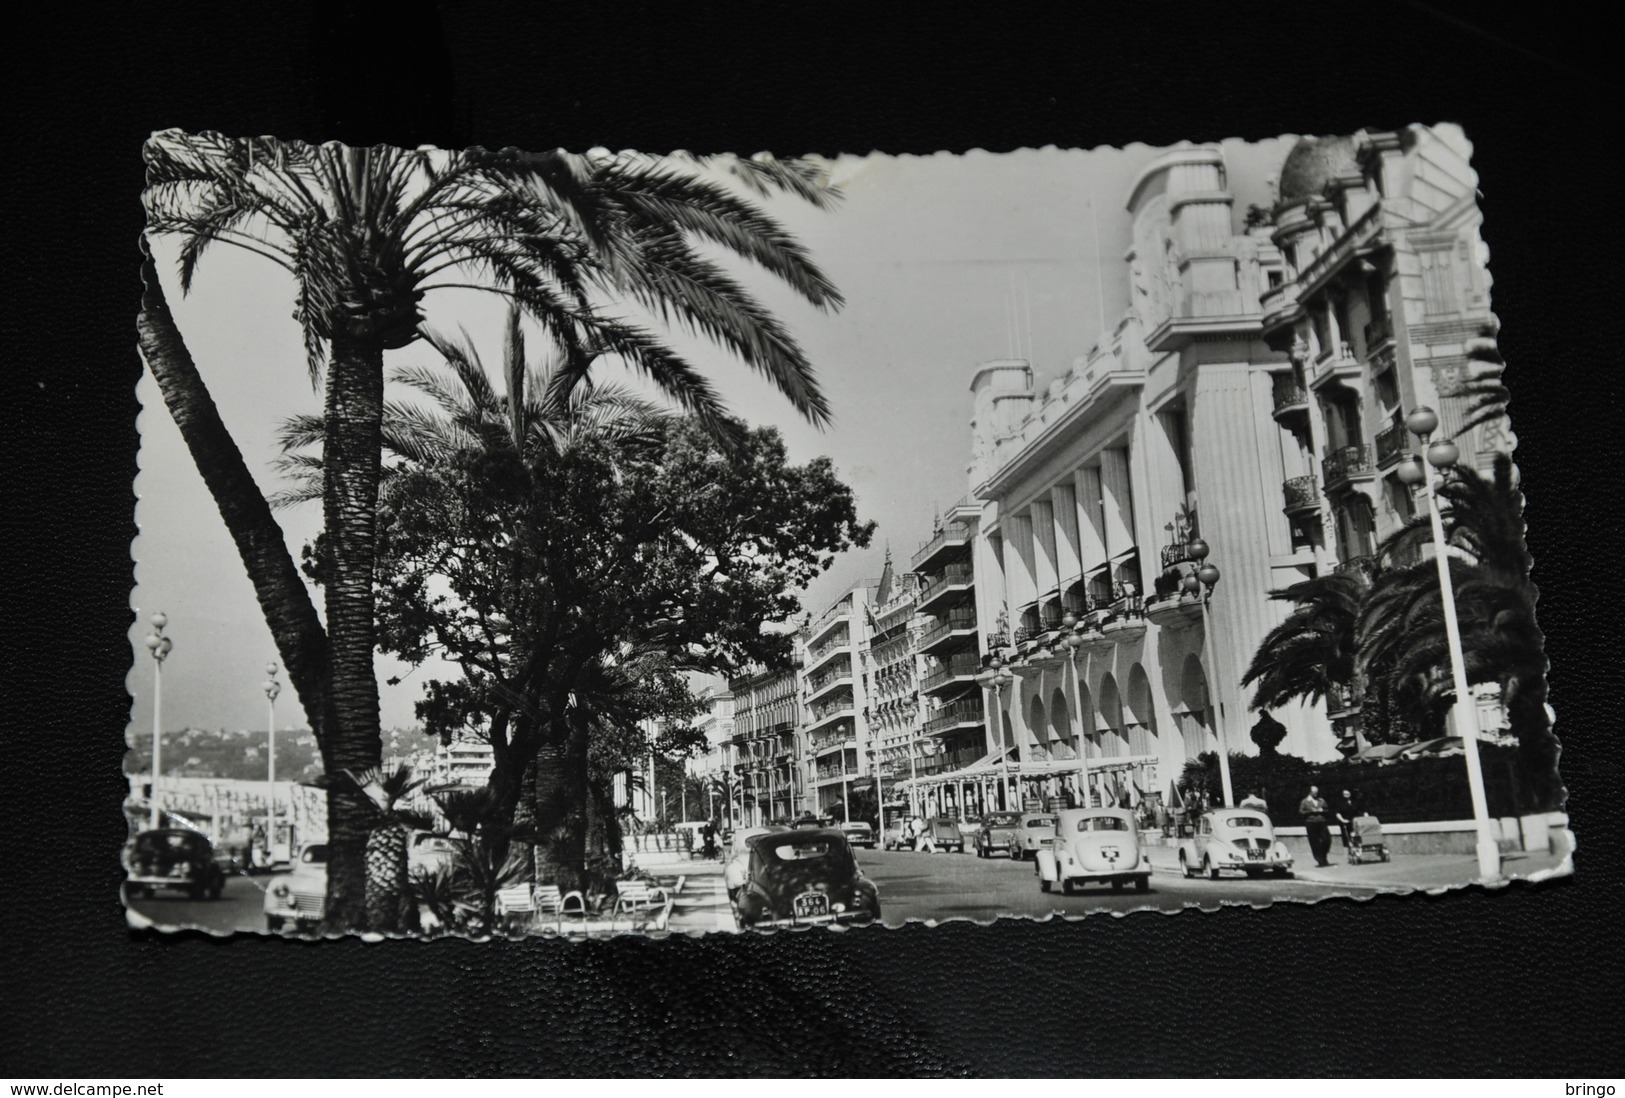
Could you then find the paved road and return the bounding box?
[854,846,1377,924]
[123,848,1395,935]
[125,873,274,934]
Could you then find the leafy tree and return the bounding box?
[301,347,873,890]
[138,133,844,928]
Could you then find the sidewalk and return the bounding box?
[1145,837,1574,891]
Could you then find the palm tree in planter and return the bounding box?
[139,133,845,928]
[1356,452,1556,807]
[1241,570,1373,742]
[335,765,432,934]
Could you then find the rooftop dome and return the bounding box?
[1277,135,1358,206]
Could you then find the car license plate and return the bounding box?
[793,892,830,918]
[1246,848,1264,861]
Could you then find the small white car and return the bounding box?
[1035,807,1151,894]
[1177,809,1294,879]
[264,843,328,932]
[407,831,467,877]
[1013,812,1057,860]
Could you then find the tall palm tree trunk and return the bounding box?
[529,737,573,888]
[320,333,387,929]
[135,249,332,743]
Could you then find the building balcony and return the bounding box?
[923,699,986,737]
[1282,475,1320,517]
[810,729,856,756]
[1143,589,1203,627]
[1259,281,1302,333]
[1322,443,1375,491]
[1363,315,1394,356]
[918,610,978,656]
[806,604,851,647]
[912,518,975,573]
[1375,420,1409,468]
[804,638,851,676]
[1326,681,1360,720]
[805,671,854,706]
[1160,542,1198,571]
[1271,373,1310,424]
[1102,595,1146,638]
[813,766,859,786]
[805,702,854,734]
[914,745,996,778]
[1311,342,1362,389]
[917,563,975,614]
[921,653,983,695]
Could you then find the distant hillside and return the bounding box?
[125,726,441,782]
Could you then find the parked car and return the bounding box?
[1013,812,1057,860]
[1035,807,1152,894]
[263,842,329,932]
[732,828,881,929]
[123,828,226,900]
[841,821,877,849]
[974,812,1024,858]
[407,831,468,877]
[882,817,910,850]
[927,816,966,853]
[1177,808,1294,879]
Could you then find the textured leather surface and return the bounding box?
[4,1,1618,1077]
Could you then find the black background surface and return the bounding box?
[4,0,1620,1078]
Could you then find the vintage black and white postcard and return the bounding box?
[127,124,1568,938]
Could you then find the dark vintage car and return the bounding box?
[733,828,881,929]
[123,828,226,900]
[974,811,1024,858]
[927,815,966,853]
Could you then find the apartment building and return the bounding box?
[861,552,924,808]
[1259,126,1507,740]
[799,581,879,820]
[728,663,802,826]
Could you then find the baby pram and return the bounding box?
[1346,814,1390,864]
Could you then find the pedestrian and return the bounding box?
[701,818,717,860]
[1239,789,1269,812]
[1335,789,1358,856]
[912,814,936,854]
[1300,785,1333,867]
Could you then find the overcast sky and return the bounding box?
[130,135,1295,735]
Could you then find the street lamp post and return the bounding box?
[1062,611,1090,809]
[144,613,174,830]
[1397,406,1502,882]
[263,662,281,864]
[1183,540,1234,807]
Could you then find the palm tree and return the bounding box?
[1456,323,1510,439]
[1241,571,1372,733]
[337,765,430,934]
[139,133,845,928]
[1357,453,1555,805]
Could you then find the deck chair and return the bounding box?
[533,883,588,933]
[494,885,536,933]
[613,881,672,932]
